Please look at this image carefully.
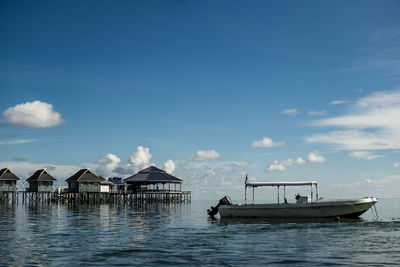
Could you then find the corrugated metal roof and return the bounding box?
[0,168,20,181]
[26,169,57,182]
[124,166,182,184]
[66,169,102,182]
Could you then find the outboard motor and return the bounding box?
[207,196,232,217]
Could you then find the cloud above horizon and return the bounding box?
[266,157,306,172]
[193,149,220,161]
[95,153,121,177]
[282,108,299,116]
[306,90,400,150]
[348,151,381,160]
[307,150,326,163]
[126,146,154,173]
[251,137,285,148]
[266,151,324,172]
[164,159,176,174]
[330,100,347,105]
[2,100,66,128]
[0,139,35,145]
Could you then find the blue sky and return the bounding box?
[1,0,400,200]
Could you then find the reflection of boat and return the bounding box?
[219,216,364,225]
[209,181,377,219]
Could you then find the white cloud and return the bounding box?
[307,151,326,163]
[330,100,347,105]
[0,139,34,145]
[282,108,299,116]
[306,90,400,150]
[127,146,154,173]
[295,157,307,165]
[394,162,400,168]
[266,157,306,172]
[281,159,295,167]
[173,159,249,200]
[2,100,65,128]
[95,153,121,177]
[284,157,306,166]
[266,160,286,171]
[308,110,326,116]
[164,159,175,174]
[348,151,381,160]
[251,137,285,148]
[194,149,220,161]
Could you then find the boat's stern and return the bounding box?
[207,196,233,217]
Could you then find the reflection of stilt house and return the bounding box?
[66,169,103,193]
[26,169,57,192]
[0,168,20,192]
[124,166,183,193]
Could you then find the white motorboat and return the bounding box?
[208,181,377,218]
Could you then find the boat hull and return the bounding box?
[219,198,377,218]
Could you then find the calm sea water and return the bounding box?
[1,198,399,266]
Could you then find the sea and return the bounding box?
[1,198,399,266]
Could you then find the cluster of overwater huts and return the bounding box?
[0,166,183,194]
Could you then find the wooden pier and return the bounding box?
[0,192,19,203]
[0,166,191,205]
[0,190,191,204]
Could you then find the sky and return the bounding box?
[1,0,400,201]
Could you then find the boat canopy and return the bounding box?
[246,181,317,187]
[245,181,319,204]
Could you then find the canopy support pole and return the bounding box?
[311,185,313,203]
[277,186,280,204]
[245,185,247,205]
[284,186,286,203]
[252,186,254,204]
[316,184,318,201]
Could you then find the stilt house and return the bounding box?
[26,169,57,192]
[124,166,183,193]
[0,168,20,192]
[66,169,103,193]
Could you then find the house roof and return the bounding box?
[124,166,182,184]
[26,169,57,182]
[66,169,102,183]
[0,168,20,181]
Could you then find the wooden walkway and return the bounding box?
[0,190,191,204]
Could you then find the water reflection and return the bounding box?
[218,216,363,225]
[0,203,18,264]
